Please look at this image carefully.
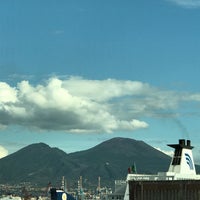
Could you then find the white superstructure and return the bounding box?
[124,139,200,200]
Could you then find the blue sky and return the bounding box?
[1,0,200,164]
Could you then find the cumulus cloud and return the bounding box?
[167,0,200,8]
[0,146,8,158]
[0,76,200,133]
[0,82,17,103]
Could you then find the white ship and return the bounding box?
[124,139,200,200]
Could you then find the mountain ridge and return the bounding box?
[0,137,178,188]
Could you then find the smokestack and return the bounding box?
[187,140,191,147]
[179,139,185,146]
[97,176,101,193]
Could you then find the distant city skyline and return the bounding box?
[1,0,200,164]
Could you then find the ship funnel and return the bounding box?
[167,139,196,175]
[179,139,185,146]
[187,140,191,147]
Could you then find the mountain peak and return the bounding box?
[0,137,171,187]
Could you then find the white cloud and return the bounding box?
[61,77,151,102]
[0,76,200,133]
[167,0,200,8]
[155,147,174,157]
[0,146,8,158]
[0,82,17,103]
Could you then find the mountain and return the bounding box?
[0,137,172,188]
[68,138,171,182]
[0,143,80,186]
